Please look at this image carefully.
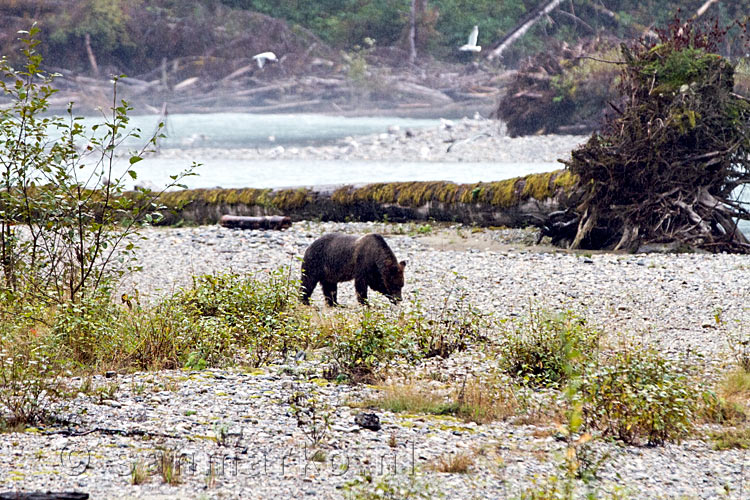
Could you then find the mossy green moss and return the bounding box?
[330,172,572,209]
[273,188,312,210]
[521,171,555,199]
[155,171,578,222]
[552,169,579,189]
[641,46,725,93]
[158,188,270,208]
[157,187,311,211]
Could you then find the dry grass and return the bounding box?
[703,367,750,425]
[367,376,520,425]
[131,460,149,485]
[454,376,518,424]
[710,427,750,450]
[367,383,456,416]
[158,449,181,485]
[388,432,398,448]
[721,368,750,402]
[426,451,475,474]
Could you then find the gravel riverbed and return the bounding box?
[3,127,750,499]
[2,222,749,499]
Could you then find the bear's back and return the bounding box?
[304,233,358,281]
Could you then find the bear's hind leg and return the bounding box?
[322,281,339,307]
[300,272,318,305]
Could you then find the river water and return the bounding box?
[82,112,561,188]
[86,112,443,150]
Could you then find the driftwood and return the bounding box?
[0,494,88,500]
[488,0,565,61]
[494,36,620,136]
[219,215,291,230]
[390,81,454,104]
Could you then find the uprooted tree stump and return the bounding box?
[555,19,750,253]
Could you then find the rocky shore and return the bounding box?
[3,219,749,499]
[152,116,588,165]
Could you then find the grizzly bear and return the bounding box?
[300,233,406,306]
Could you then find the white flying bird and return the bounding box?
[252,51,278,69]
[459,25,481,52]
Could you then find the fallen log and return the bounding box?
[219,215,291,230]
[0,493,88,500]
[487,0,566,61]
[391,81,454,104]
[155,171,583,229]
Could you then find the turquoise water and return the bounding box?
[78,112,441,149]
[119,157,561,189]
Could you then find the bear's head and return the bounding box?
[382,260,406,303]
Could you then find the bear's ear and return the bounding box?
[399,260,407,268]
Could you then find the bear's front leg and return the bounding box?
[322,281,339,306]
[354,277,369,305]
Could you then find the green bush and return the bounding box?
[498,308,600,387]
[52,287,121,366]
[581,346,696,445]
[2,268,312,374]
[0,299,64,427]
[322,307,409,383]
[175,268,311,367]
[402,288,487,360]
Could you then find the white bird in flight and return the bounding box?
[459,25,481,52]
[252,51,278,69]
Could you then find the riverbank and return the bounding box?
[3,221,748,499]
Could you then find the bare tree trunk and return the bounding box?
[694,0,719,19]
[161,57,169,90]
[408,0,417,64]
[487,0,565,61]
[84,33,99,77]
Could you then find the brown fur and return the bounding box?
[300,233,406,306]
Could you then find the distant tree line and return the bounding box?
[0,0,746,75]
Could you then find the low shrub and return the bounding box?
[165,268,311,368]
[498,308,600,387]
[4,268,311,377]
[322,307,407,383]
[0,294,64,428]
[52,286,121,366]
[404,288,488,360]
[580,346,696,445]
[710,427,750,450]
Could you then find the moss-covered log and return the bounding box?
[154,170,582,228]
